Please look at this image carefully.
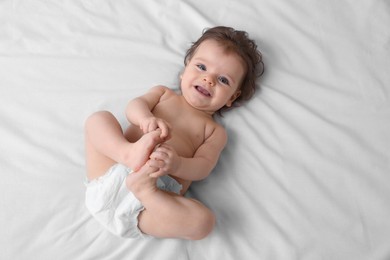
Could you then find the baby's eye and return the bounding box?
[218,76,230,86]
[197,64,206,71]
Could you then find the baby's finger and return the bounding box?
[149,169,164,178]
[157,143,172,150]
[158,123,170,139]
[150,150,168,161]
[155,144,173,155]
[148,121,158,133]
[141,123,150,134]
[139,124,146,133]
[148,158,165,168]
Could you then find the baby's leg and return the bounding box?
[126,164,215,240]
[139,192,215,240]
[85,111,163,180]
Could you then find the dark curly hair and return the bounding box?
[184,26,264,113]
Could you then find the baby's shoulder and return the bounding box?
[150,85,175,94]
[151,85,179,101]
[204,119,227,140]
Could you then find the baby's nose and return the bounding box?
[203,76,215,86]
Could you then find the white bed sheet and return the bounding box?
[1,1,389,259]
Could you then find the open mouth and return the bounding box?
[195,86,211,97]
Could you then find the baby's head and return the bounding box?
[184,26,264,113]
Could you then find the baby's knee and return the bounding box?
[85,111,113,131]
[85,110,111,124]
[187,208,215,240]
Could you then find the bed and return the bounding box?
[1,1,389,259]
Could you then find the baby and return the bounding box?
[84,26,264,240]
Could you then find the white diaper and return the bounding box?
[85,163,182,238]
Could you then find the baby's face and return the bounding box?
[180,39,245,114]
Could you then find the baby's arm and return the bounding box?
[126,86,171,139]
[149,126,228,181]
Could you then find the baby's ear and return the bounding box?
[226,90,241,107]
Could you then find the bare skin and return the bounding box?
[85,115,215,239]
[85,111,164,181]
[84,39,246,239]
[125,163,215,239]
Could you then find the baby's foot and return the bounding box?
[123,130,163,171]
[126,163,159,201]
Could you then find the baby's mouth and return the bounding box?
[195,86,211,97]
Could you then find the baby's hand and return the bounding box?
[139,117,171,140]
[148,143,181,178]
